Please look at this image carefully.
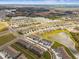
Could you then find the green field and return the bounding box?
[70,32,79,44]
[43,51,51,59]
[0,33,15,46]
[70,32,79,52]
[11,43,51,59]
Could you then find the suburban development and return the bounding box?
[0,4,79,59]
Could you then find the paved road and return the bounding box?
[48,50,53,59]
[48,48,56,59]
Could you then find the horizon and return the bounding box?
[0,0,79,5]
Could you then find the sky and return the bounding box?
[0,0,79,4]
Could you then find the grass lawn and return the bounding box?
[43,51,51,59]
[0,33,15,46]
[0,22,9,32]
[52,42,76,59]
[11,43,51,59]
[70,32,79,52]
[70,32,79,44]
